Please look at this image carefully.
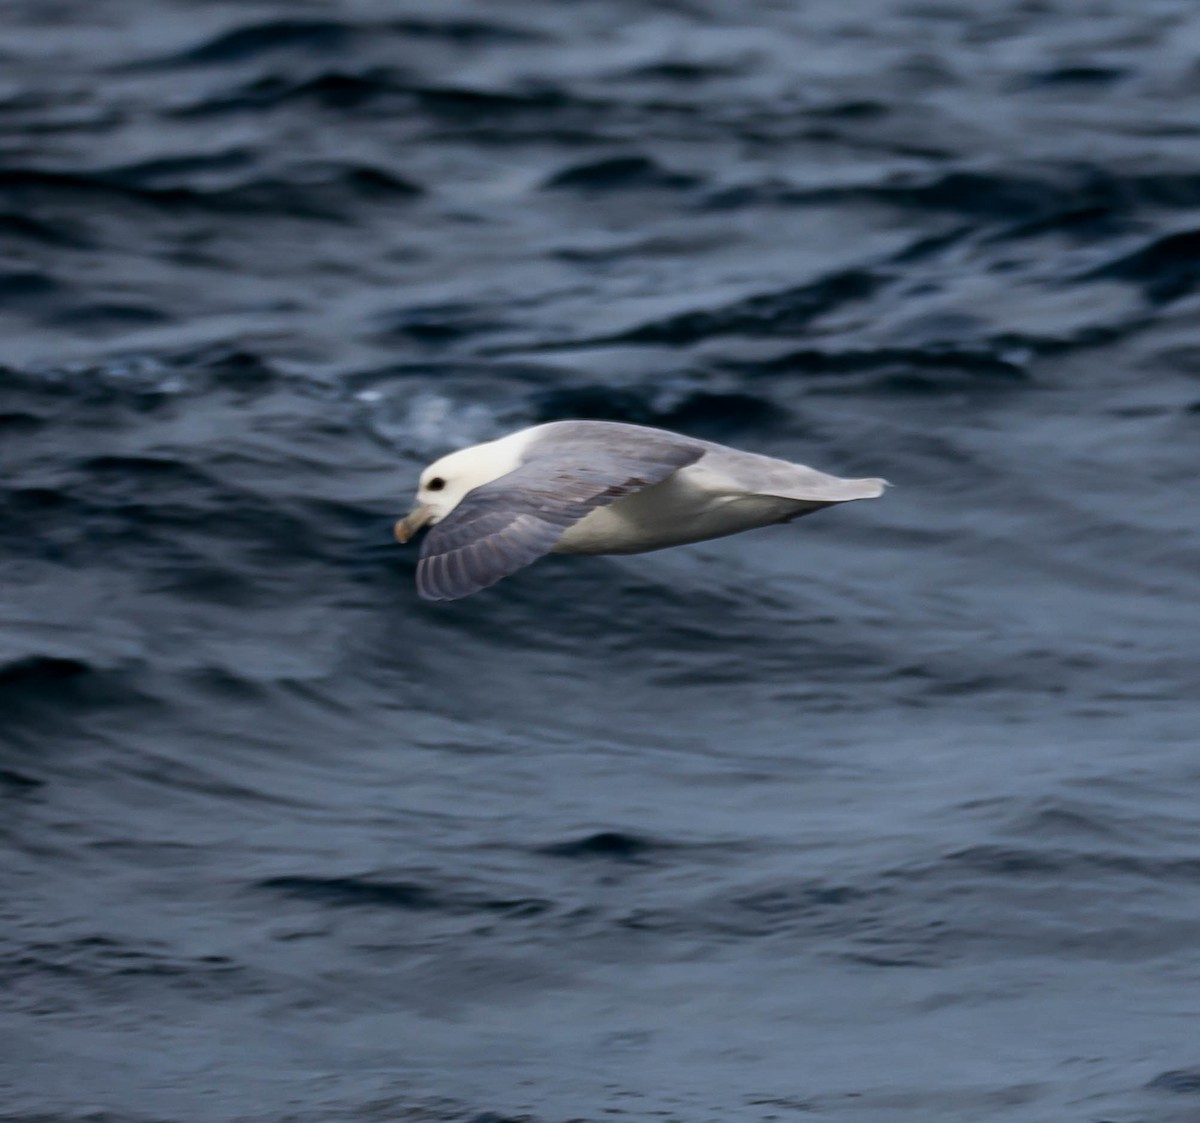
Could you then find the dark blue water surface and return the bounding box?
[3,1,1200,1120]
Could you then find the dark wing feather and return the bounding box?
[417,422,704,601]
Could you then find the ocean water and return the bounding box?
[3,1,1200,1121]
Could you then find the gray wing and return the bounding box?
[417,422,704,601]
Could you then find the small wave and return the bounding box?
[155,15,543,70]
[0,768,42,790]
[890,844,1200,885]
[0,656,91,689]
[1147,1069,1200,1095]
[259,875,551,918]
[2,934,245,1007]
[529,385,785,433]
[537,831,662,861]
[0,162,422,218]
[177,19,354,65]
[1084,227,1200,303]
[1020,65,1128,89]
[0,270,62,301]
[729,344,1028,378]
[534,269,881,348]
[0,211,91,247]
[176,69,403,115]
[703,166,1200,223]
[371,302,510,344]
[543,155,701,192]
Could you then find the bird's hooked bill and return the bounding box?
[394,504,434,543]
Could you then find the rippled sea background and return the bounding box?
[3,1,1200,1120]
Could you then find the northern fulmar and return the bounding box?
[395,420,886,601]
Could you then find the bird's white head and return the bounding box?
[393,431,526,543]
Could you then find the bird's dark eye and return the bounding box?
[427,477,446,491]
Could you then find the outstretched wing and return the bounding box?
[417,422,704,601]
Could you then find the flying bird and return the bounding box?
[394,420,886,601]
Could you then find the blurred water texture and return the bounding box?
[2,1,1200,1120]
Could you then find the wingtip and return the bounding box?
[841,477,889,499]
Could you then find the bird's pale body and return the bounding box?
[553,463,809,555]
[395,419,886,600]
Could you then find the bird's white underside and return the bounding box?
[551,465,815,554]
